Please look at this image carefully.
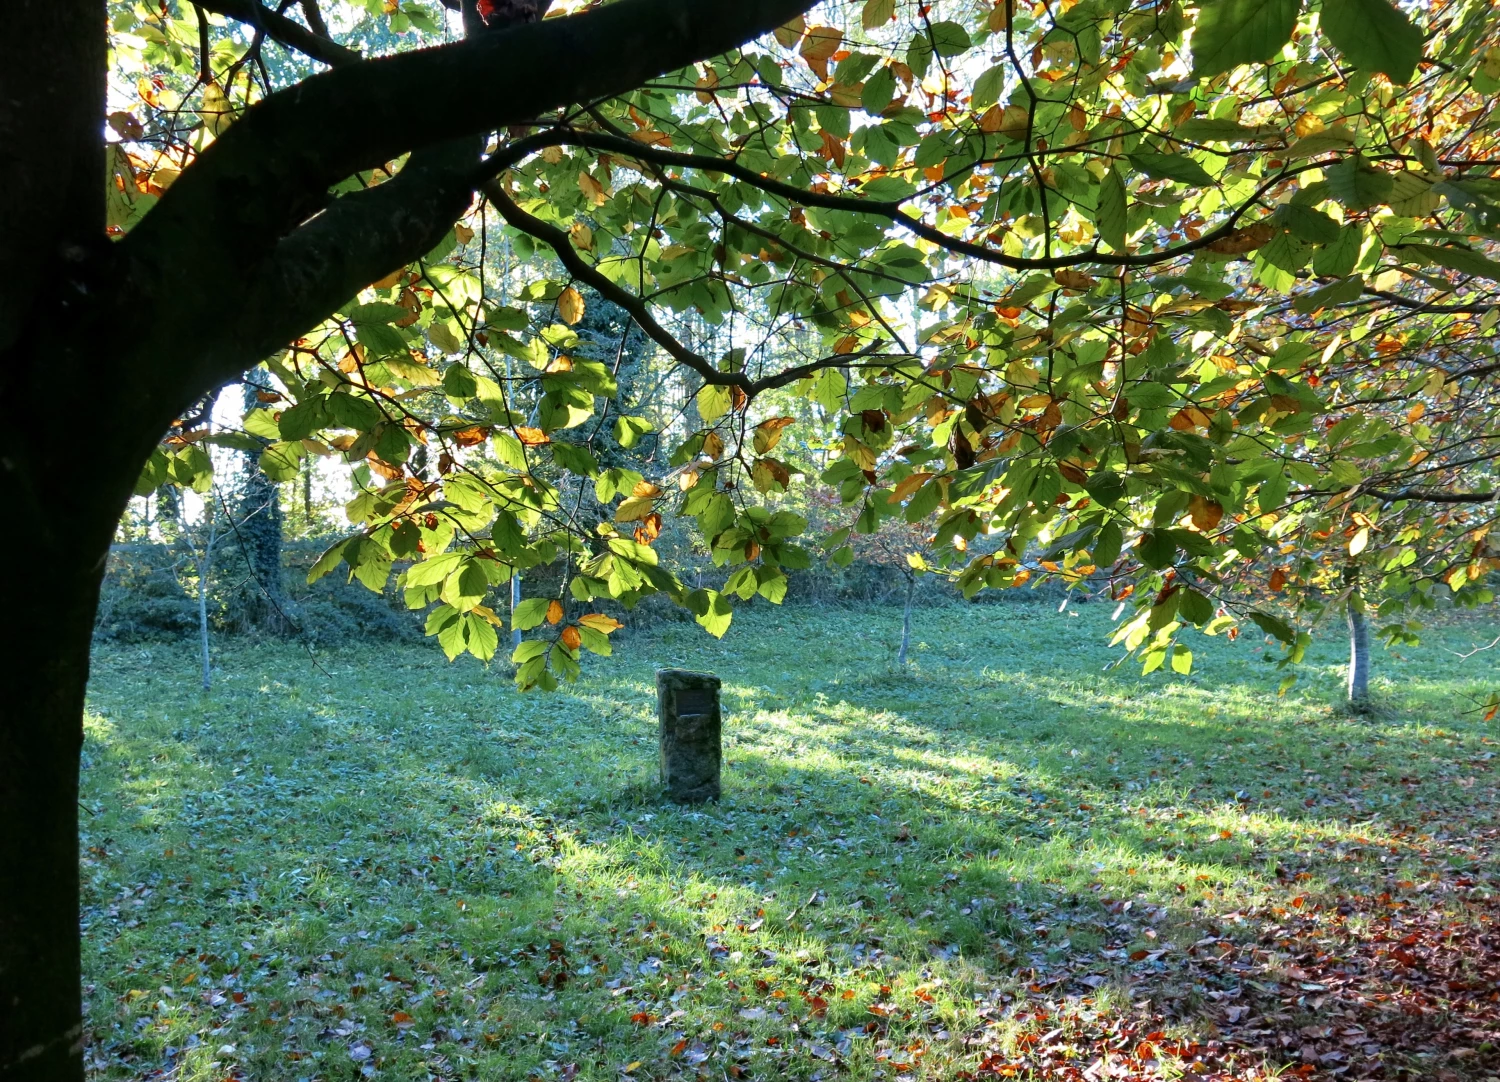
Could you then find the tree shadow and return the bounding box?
[79,604,1499,1080]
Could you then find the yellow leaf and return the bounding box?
[558,286,584,325]
[631,480,663,498]
[1349,527,1369,556]
[1406,401,1425,423]
[197,82,234,136]
[703,431,725,459]
[569,222,594,251]
[578,171,605,206]
[614,496,655,522]
[579,613,623,634]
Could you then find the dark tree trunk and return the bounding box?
[0,413,136,1081]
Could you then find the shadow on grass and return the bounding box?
[79,601,1499,1081]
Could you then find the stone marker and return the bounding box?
[656,669,722,803]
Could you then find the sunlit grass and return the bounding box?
[80,599,1498,1080]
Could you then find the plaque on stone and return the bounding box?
[656,669,722,803]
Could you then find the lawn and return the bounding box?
[80,599,1500,1081]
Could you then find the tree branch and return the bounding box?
[482,128,1303,272]
[113,0,814,425]
[195,0,361,67]
[483,181,882,396]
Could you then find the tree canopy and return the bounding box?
[112,0,1500,692]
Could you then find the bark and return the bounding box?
[0,410,136,1081]
[1347,589,1371,710]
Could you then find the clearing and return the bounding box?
[80,600,1499,1080]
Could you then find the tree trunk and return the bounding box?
[0,466,123,1080]
[1347,588,1371,710]
[897,573,914,666]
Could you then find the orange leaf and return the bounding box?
[560,625,582,650]
[1188,495,1224,531]
[391,1011,414,1027]
[546,600,564,625]
[451,425,490,447]
[888,471,933,503]
[631,480,663,498]
[514,426,549,446]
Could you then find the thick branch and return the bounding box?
[114,0,812,422]
[123,0,810,278]
[1364,486,1498,504]
[195,0,361,67]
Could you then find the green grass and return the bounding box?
[80,599,1499,1081]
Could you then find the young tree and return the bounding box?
[5,1,1500,1077]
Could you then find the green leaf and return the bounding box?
[1320,0,1423,84]
[259,441,304,482]
[698,383,731,423]
[862,65,896,114]
[1127,151,1216,187]
[1190,0,1300,77]
[1293,274,1364,313]
[1313,225,1365,276]
[1170,645,1193,674]
[1092,520,1123,567]
[307,539,350,584]
[1325,157,1394,210]
[277,397,328,441]
[1274,203,1339,244]
[1175,118,1278,142]
[971,64,1006,110]
[1096,167,1127,251]
[1258,470,1290,512]
[1402,243,1500,282]
[688,588,733,638]
[861,0,895,29]
[512,597,551,631]
[1248,609,1296,643]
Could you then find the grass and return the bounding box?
[79,598,1499,1081]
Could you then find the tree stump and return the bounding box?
[657,669,722,803]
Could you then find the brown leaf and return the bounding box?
[451,425,490,447]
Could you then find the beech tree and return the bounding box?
[5,0,1500,1076]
